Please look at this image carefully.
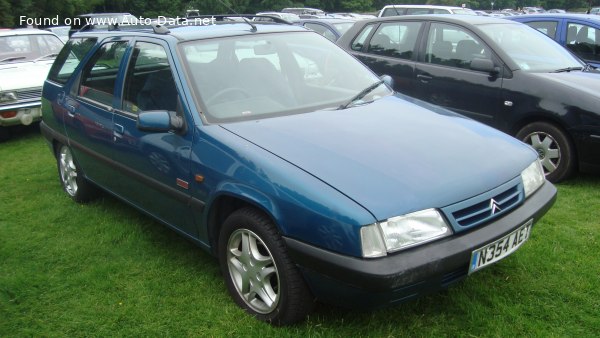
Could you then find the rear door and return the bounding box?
[413,22,504,124]
[63,38,129,186]
[350,21,423,97]
[111,39,197,236]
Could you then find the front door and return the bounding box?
[414,22,504,124]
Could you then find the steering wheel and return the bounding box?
[206,87,252,105]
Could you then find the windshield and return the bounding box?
[0,34,63,64]
[180,31,391,123]
[479,23,583,72]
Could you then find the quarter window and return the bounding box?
[78,41,128,107]
[351,24,374,51]
[304,23,337,42]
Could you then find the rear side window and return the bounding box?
[78,41,128,107]
[524,21,558,39]
[381,8,406,17]
[304,23,336,42]
[351,24,375,51]
[566,22,600,63]
[47,38,97,84]
[367,22,422,59]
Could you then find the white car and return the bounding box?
[0,29,63,140]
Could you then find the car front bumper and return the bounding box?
[0,101,42,127]
[284,181,557,309]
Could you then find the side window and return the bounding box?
[304,23,336,42]
[432,9,451,14]
[425,23,491,69]
[78,41,128,107]
[351,24,374,51]
[524,21,558,39]
[122,42,178,114]
[367,22,422,59]
[381,8,405,17]
[48,38,97,84]
[407,8,432,15]
[566,23,600,63]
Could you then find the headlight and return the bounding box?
[0,91,18,103]
[521,160,545,198]
[360,209,452,258]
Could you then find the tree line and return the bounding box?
[2,0,599,27]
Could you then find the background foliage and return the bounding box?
[2,0,600,27]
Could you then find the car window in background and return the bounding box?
[48,38,97,84]
[332,22,355,36]
[0,34,63,63]
[524,20,558,39]
[367,21,422,59]
[566,22,600,64]
[479,23,583,72]
[304,23,336,41]
[425,22,492,69]
[351,24,375,51]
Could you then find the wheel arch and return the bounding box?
[205,186,282,256]
[510,114,578,161]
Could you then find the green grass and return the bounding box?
[1,127,599,337]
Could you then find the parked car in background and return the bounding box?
[254,12,300,22]
[338,15,600,182]
[378,5,476,17]
[40,18,556,325]
[589,7,600,15]
[509,14,600,68]
[329,12,376,19]
[293,18,356,41]
[0,28,63,140]
[282,7,325,16]
[44,26,70,42]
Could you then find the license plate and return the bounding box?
[469,219,533,274]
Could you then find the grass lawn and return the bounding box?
[1,127,599,336]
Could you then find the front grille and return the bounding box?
[0,87,41,107]
[441,176,524,232]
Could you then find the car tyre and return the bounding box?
[516,122,575,183]
[218,207,314,325]
[56,143,97,202]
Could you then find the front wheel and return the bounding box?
[516,122,575,183]
[56,143,97,202]
[218,207,314,325]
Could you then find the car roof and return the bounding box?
[72,21,309,41]
[361,14,514,26]
[510,13,600,22]
[293,18,356,24]
[382,5,469,10]
[0,28,57,37]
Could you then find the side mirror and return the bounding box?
[380,74,394,88]
[137,110,184,132]
[470,58,499,75]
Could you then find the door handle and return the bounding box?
[417,74,432,83]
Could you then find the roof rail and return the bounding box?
[186,14,294,25]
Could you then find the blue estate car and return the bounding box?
[509,14,600,68]
[40,19,556,325]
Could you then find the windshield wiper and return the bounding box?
[553,66,583,73]
[338,80,384,110]
[34,53,59,62]
[0,56,26,63]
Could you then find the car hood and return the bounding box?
[529,70,600,99]
[0,61,53,91]
[221,95,536,221]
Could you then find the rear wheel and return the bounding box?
[56,143,97,202]
[516,122,575,183]
[218,207,314,325]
